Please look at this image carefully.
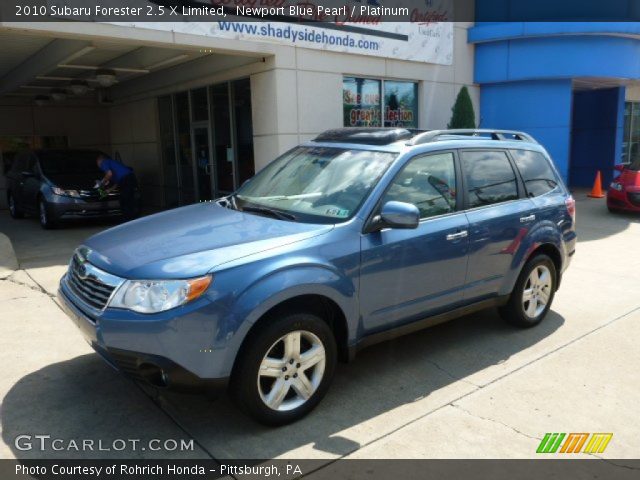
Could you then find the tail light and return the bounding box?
[565,195,576,222]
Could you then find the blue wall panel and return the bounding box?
[471,21,639,187]
[475,1,640,21]
[474,36,640,84]
[480,80,573,182]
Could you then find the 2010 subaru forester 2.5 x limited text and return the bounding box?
[58,128,576,425]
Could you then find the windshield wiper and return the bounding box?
[241,205,297,221]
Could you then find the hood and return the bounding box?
[46,173,102,190]
[83,202,333,278]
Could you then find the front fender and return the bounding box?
[209,261,358,372]
[234,264,357,329]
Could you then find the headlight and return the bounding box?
[610,182,623,192]
[109,275,212,314]
[52,186,80,198]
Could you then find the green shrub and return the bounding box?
[448,86,476,129]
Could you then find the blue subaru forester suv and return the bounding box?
[58,128,576,425]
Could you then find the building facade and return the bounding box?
[470,21,640,188]
[3,11,639,212]
[0,18,477,210]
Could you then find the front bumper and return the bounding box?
[607,188,640,211]
[49,197,122,220]
[57,282,229,393]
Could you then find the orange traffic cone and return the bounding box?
[588,170,605,198]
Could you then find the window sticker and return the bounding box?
[325,208,350,218]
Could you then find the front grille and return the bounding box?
[66,253,121,311]
[627,192,640,207]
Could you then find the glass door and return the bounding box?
[192,125,214,202]
[210,83,235,196]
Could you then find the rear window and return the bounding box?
[460,150,519,208]
[38,151,104,176]
[510,149,560,197]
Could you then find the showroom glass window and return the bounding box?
[510,149,560,197]
[460,150,518,208]
[383,81,418,128]
[343,77,418,128]
[343,77,382,127]
[623,102,640,164]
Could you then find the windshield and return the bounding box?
[39,151,104,176]
[235,146,397,223]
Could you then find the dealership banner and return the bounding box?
[5,0,455,65]
[127,18,454,65]
[112,0,455,65]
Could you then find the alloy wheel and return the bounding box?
[522,265,552,318]
[257,330,326,411]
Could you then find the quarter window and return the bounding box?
[382,152,457,219]
[510,149,560,197]
[460,150,518,208]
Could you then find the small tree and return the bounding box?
[448,86,476,129]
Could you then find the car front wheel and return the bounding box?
[38,198,56,229]
[231,311,337,425]
[8,192,24,219]
[500,254,556,328]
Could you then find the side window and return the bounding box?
[510,149,560,197]
[460,150,518,208]
[382,152,457,219]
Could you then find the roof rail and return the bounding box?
[408,129,538,146]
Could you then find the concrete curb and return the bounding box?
[0,232,19,279]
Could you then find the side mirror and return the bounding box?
[372,201,420,231]
[614,163,627,172]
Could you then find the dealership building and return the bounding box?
[0,7,639,210]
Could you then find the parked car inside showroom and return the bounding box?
[57,128,576,425]
[5,149,132,228]
[607,157,640,212]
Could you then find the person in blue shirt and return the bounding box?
[96,154,138,221]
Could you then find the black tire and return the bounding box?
[230,311,337,426]
[7,192,24,219]
[38,198,57,229]
[607,205,619,214]
[499,254,557,328]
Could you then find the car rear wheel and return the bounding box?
[230,311,337,425]
[38,198,56,229]
[499,254,556,328]
[8,192,24,219]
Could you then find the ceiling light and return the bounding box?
[95,68,117,87]
[35,95,50,106]
[68,80,89,96]
[50,89,67,102]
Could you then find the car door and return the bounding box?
[459,149,536,301]
[360,151,470,334]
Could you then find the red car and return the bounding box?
[607,159,640,212]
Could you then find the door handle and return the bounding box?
[520,214,536,223]
[446,230,468,241]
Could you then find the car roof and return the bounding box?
[304,128,545,155]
